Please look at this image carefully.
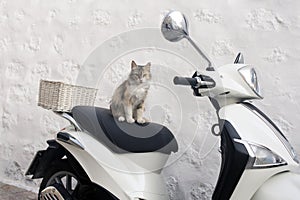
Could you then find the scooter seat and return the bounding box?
[71,106,178,154]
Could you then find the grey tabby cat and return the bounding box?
[110,61,151,124]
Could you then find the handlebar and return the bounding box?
[173,73,216,90]
[173,76,198,87]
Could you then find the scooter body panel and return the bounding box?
[231,168,289,200]
[199,64,262,107]
[57,129,169,200]
[218,103,299,199]
[251,172,300,200]
[219,103,298,167]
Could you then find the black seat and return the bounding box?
[71,106,178,154]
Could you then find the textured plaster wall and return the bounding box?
[0,0,300,199]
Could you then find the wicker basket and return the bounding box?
[38,80,98,112]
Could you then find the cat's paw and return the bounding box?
[118,116,125,122]
[137,118,146,124]
[126,118,135,123]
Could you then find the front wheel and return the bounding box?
[39,160,117,200]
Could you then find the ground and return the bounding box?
[0,182,37,200]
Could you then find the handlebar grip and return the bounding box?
[173,76,198,87]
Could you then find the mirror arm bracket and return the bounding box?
[186,36,215,71]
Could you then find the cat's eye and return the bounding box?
[133,74,139,79]
[142,74,147,78]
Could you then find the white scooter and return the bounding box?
[26,11,300,200]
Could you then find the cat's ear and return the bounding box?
[145,62,151,69]
[131,60,137,69]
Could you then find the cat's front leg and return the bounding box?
[136,103,147,124]
[124,103,135,123]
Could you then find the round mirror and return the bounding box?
[161,11,189,42]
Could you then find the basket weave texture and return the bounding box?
[38,80,98,112]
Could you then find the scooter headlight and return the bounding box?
[248,142,287,169]
[235,139,287,169]
[238,66,263,98]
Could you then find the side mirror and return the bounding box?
[161,11,214,71]
[161,11,189,42]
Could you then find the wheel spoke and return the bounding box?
[72,182,81,198]
[44,169,82,198]
[54,177,64,186]
[66,174,72,193]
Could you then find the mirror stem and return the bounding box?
[186,36,215,71]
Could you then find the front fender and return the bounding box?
[251,172,300,200]
[25,140,65,179]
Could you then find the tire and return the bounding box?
[38,160,117,200]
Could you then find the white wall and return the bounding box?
[0,0,299,199]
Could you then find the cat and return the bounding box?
[110,60,151,124]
